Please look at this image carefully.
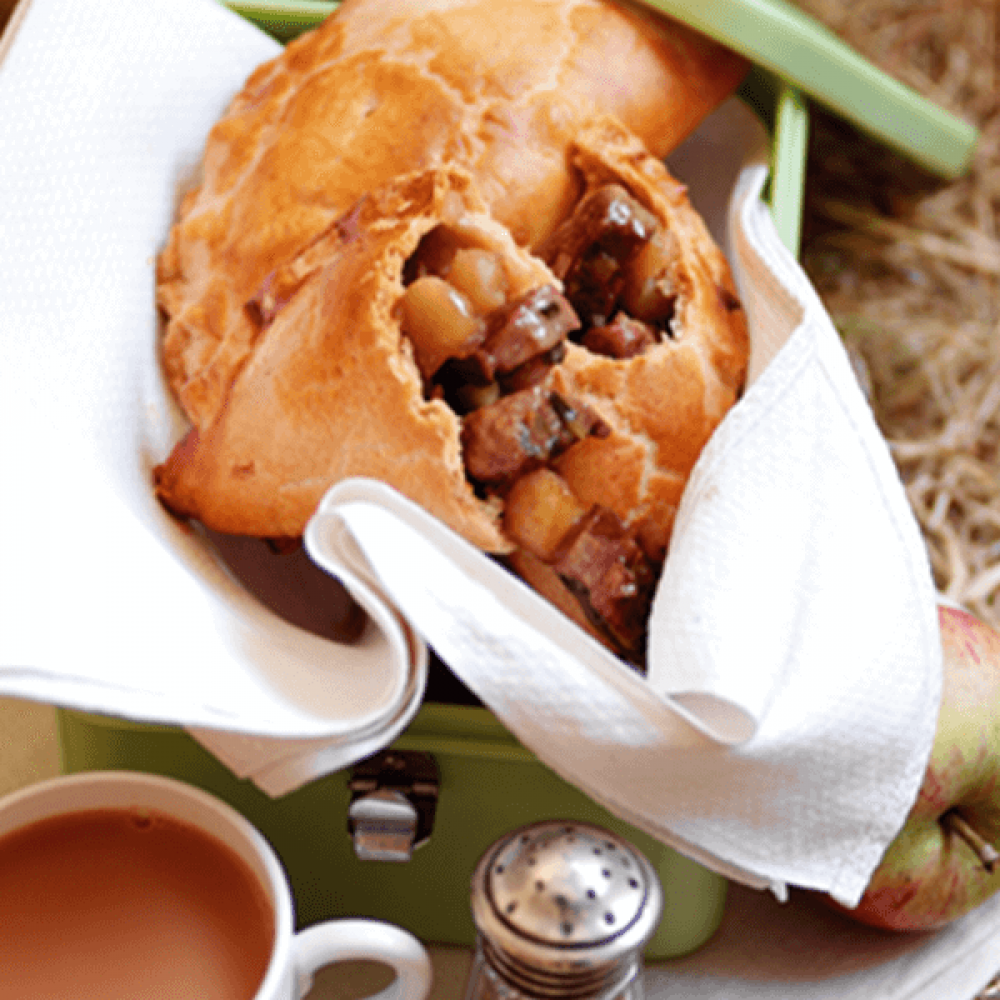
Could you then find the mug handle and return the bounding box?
[294,919,433,1000]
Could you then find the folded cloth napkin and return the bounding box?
[0,0,940,907]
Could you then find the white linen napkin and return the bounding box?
[0,0,941,908]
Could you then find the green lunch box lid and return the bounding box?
[223,0,979,180]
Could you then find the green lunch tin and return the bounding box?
[57,1,811,962]
[58,704,727,959]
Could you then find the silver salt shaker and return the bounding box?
[463,821,664,1000]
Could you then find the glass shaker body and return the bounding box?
[463,821,663,1000]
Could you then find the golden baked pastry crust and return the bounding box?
[155,123,749,555]
[156,169,548,550]
[157,0,747,430]
[154,0,752,647]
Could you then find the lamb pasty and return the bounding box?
[156,0,748,428]
[155,118,749,662]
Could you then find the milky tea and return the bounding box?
[0,804,274,999]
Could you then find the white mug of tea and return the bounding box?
[0,770,434,1000]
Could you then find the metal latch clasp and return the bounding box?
[347,750,439,862]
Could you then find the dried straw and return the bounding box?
[793,0,1000,628]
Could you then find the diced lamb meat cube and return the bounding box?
[461,386,607,486]
[473,285,579,380]
[499,344,567,393]
[542,184,658,280]
[540,184,659,328]
[562,249,625,329]
[553,506,657,657]
[582,314,658,359]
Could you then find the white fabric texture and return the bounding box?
[0,0,941,912]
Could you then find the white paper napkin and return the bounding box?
[0,0,941,909]
[0,0,425,786]
[301,108,943,904]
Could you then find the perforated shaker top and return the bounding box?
[478,821,662,953]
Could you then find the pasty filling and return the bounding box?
[397,183,680,663]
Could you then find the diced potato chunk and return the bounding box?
[619,228,678,324]
[447,248,509,314]
[400,276,484,379]
[503,469,587,561]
